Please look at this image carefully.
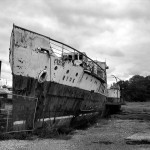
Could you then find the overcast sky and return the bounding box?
[0,0,150,86]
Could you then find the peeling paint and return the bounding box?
[9,25,108,130]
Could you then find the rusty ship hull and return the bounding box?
[9,25,108,130]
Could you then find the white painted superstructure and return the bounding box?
[107,89,120,98]
[10,26,108,96]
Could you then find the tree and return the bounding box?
[117,75,150,102]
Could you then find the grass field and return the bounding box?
[1,102,150,150]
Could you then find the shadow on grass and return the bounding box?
[92,140,113,145]
[126,140,150,145]
[73,115,109,130]
[0,115,106,141]
[33,125,74,140]
[0,126,74,141]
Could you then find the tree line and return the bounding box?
[117,75,150,102]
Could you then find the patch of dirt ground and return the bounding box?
[1,102,150,150]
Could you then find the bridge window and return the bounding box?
[63,55,68,61]
[75,54,78,60]
[79,54,83,60]
[68,55,72,60]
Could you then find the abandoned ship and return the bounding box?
[8,24,110,131]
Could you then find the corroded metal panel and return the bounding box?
[13,74,106,116]
[12,95,37,131]
[11,26,51,81]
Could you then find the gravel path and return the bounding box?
[1,119,150,150]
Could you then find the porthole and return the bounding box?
[62,76,65,80]
[54,66,58,70]
[66,70,69,74]
[70,77,72,81]
[76,73,78,76]
[38,70,47,83]
[72,79,75,83]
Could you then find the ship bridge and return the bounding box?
[48,41,108,83]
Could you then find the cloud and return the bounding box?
[44,0,150,26]
[97,48,124,57]
[0,0,150,86]
[125,43,150,76]
[0,61,12,86]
